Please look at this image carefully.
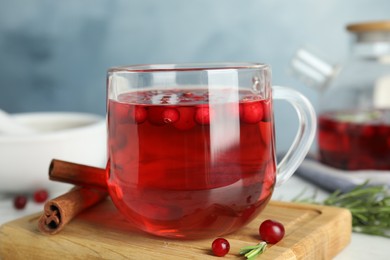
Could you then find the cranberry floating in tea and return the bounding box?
[291,21,390,170]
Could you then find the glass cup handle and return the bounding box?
[272,86,317,186]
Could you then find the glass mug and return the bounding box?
[106,63,316,239]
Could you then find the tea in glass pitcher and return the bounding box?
[291,21,390,170]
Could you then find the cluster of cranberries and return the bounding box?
[113,90,271,130]
[13,189,49,210]
[136,102,265,124]
[211,219,285,257]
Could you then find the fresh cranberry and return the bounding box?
[162,108,180,123]
[33,189,49,203]
[259,219,285,244]
[241,101,264,124]
[211,238,230,257]
[173,107,196,130]
[195,106,211,125]
[13,195,27,210]
[147,107,166,125]
[132,106,147,123]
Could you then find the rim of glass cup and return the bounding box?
[108,62,270,73]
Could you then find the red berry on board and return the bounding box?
[241,101,264,123]
[212,238,230,257]
[259,219,285,244]
[33,189,49,203]
[14,195,27,210]
[162,108,180,123]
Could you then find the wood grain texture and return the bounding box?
[0,200,352,260]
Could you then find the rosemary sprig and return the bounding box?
[294,181,390,238]
[239,242,267,260]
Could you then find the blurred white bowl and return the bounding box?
[0,112,107,193]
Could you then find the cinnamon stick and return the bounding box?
[49,159,107,189]
[38,186,107,235]
[38,159,108,234]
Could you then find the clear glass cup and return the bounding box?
[106,62,316,239]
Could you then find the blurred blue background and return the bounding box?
[0,0,389,151]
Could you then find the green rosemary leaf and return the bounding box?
[294,181,390,239]
[239,242,267,259]
[239,245,259,255]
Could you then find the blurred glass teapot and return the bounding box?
[291,21,390,171]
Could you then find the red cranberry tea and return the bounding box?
[107,88,276,238]
[105,63,316,239]
[319,109,390,170]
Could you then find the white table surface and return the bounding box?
[0,175,389,259]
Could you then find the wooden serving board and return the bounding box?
[0,200,351,259]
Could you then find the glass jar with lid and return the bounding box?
[291,20,390,170]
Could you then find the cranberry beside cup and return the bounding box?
[103,63,316,239]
